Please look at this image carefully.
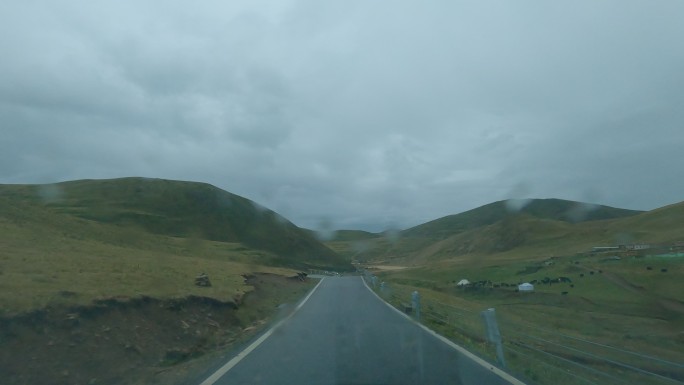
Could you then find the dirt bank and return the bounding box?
[0,273,315,385]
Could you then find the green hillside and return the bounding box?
[402,198,642,239]
[338,199,681,265]
[332,230,380,241]
[370,202,684,385]
[0,178,347,268]
[0,180,337,384]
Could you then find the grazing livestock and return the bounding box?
[570,284,574,288]
[195,272,212,287]
[646,266,653,270]
[580,273,584,277]
[661,268,668,273]
[561,292,568,295]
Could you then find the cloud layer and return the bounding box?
[2,0,683,231]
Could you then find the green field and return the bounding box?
[3,179,682,384]
[369,252,683,384]
[353,198,684,384]
[0,179,346,315]
[0,178,345,384]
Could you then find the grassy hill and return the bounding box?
[415,200,684,263]
[330,229,380,241]
[0,177,347,269]
[0,177,353,315]
[328,199,645,264]
[365,201,684,384]
[0,182,331,384]
[402,198,642,239]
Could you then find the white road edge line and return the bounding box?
[198,277,326,385]
[360,276,527,385]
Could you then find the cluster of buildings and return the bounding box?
[590,242,684,257]
[591,244,651,253]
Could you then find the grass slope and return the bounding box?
[330,229,380,241]
[376,256,683,384]
[402,198,642,239]
[0,177,348,269]
[0,193,301,315]
[368,202,684,384]
[418,200,684,264]
[337,199,667,265]
[0,177,340,383]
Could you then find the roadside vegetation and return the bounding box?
[0,178,343,384]
[355,199,684,385]
[373,253,683,384]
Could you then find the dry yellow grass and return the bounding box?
[0,213,298,315]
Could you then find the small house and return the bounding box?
[518,282,534,292]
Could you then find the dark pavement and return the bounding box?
[202,276,516,385]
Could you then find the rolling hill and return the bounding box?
[0,177,348,269]
[0,177,346,384]
[412,200,684,262]
[368,201,684,384]
[329,198,683,265]
[402,198,643,239]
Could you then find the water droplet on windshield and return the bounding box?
[505,198,532,212]
[37,184,64,204]
[314,217,337,241]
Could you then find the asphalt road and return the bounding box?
[201,276,517,385]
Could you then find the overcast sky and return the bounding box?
[2,1,683,231]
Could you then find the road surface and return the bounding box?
[201,276,519,385]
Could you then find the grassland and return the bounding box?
[0,189,317,315]
[0,178,346,384]
[1,178,349,270]
[369,249,683,384]
[335,200,684,267]
[401,198,643,239]
[355,199,684,384]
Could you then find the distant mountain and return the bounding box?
[301,229,380,242]
[411,199,684,263]
[402,198,642,239]
[331,230,380,241]
[0,177,348,268]
[327,198,653,264]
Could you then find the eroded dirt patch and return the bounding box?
[0,273,315,385]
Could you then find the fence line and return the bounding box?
[504,345,599,385]
[510,332,684,385]
[361,271,683,385]
[504,321,684,369]
[504,332,681,384]
[512,340,632,385]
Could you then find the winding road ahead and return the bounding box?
[200,276,521,385]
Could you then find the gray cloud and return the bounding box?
[2,0,683,231]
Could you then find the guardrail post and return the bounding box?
[411,291,421,320]
[481,308,506,368]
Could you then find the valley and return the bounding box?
[2,178,682,384]
[338,199,684,384]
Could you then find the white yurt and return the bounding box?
[456,279,470,287]
[518,282,534,292]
